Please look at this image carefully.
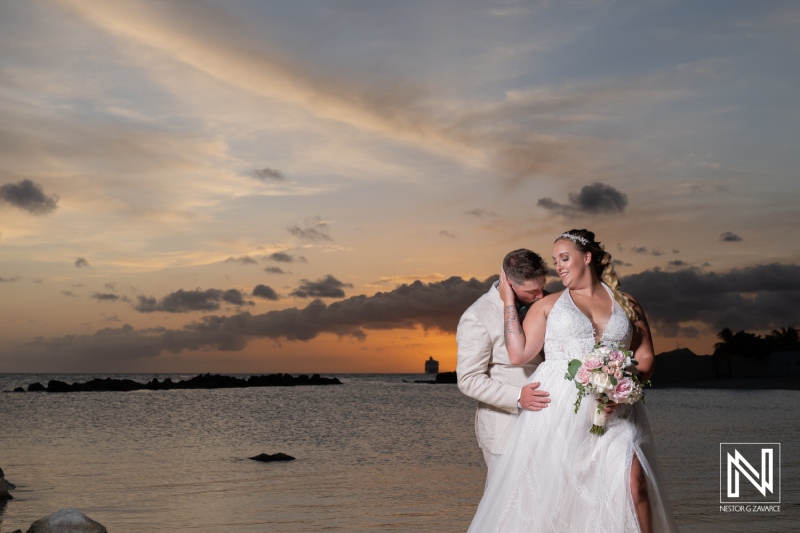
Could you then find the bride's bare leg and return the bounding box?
[630,454,652,533]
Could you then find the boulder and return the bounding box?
[25,509,107,533]
[249,452,295,462]
[27,382,45,392]
[0,467,13,500]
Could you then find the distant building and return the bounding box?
[424,357,439,374]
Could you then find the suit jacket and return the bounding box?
[456,281,542,454]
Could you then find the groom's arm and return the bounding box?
[456,309,522,414]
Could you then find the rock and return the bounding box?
[25,508,107,533]
[0,467,13,500]
[13,387,24,393]
[249,452,295,462]
[45,380,71,393]
[435,371,457,384]
[0,479,11,500]
[18,373,342,393]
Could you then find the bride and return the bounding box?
[466,230,678,533]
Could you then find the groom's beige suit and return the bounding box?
[456,281,542,483]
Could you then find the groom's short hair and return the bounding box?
[503,249,548,285]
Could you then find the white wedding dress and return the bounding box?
[467,286,679,532]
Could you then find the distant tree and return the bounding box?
[714,328,734,351]
[713,328,769,360]
[765,327,800,352]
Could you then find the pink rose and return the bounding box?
[608,377,634,403]
[575,367,592,385]
[583,356,603,370]
[609,350,625,362]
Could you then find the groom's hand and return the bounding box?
[520,382,550,411]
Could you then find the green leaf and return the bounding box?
[567,359,582,378]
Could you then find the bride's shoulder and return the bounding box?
[537,290,563,313]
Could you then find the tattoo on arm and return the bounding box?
[504,305,523,345]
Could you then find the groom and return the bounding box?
[456,249,550,485]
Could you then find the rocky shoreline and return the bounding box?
[8,373,342,393]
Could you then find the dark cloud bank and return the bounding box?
[621,263,800,338]
[11,264,800,365]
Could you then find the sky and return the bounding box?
[0,0,798,373]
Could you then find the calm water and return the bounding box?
[1,374,798,532]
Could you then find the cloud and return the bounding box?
[0,179,59,215]
[621,263,800,337]
[75,258,90,268]
[719,231,743,242]
[135,288,254,313]
[667,260,689,268]
[252,167,285,182]
[224,255,259,265]
[287,217,331,241]
[290,275,353,299]
[104,283,117,291]
[439,230,456,239]
[465,208,497,218]
[24,264,798,364]
[268,252,305,263]
[264,266,289,274]
[62,290,79,297]
[9,276,496,366]
[0,276,20,282]
[252,284,279,300]
[537,182,628,216]
[43,0,704,195]
[92,292,125,302]
[630,246,664,257]
[612,259,632,267]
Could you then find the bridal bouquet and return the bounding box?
[565,342,649,435]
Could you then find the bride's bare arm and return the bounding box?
[499,270,551,365]
[625,292,655,380]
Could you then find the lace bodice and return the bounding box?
[543,284,633,362]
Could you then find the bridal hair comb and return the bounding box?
[559,232,589,246]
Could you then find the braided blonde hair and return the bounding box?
[556,229,639,323]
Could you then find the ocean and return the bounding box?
[1,373,798,532]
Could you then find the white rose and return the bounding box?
[589,372,615,393]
